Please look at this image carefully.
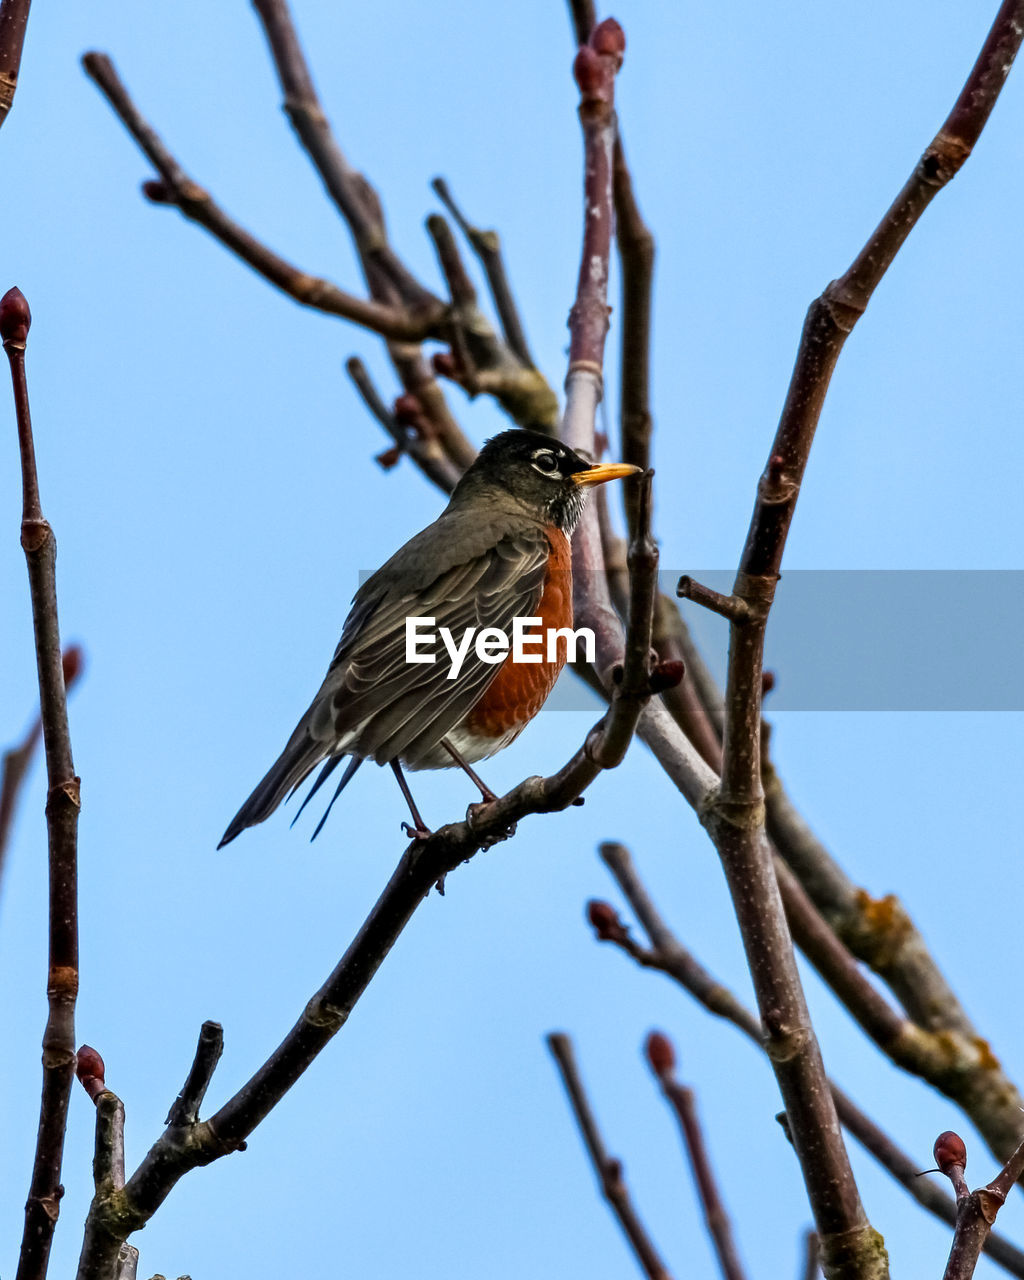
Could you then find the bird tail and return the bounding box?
[218,727,325,848]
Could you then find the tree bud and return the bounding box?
[0,286,31,345]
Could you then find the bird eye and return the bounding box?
[531,450,560,477]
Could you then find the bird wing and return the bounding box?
[217,506,552,846]
[312,520,552,764]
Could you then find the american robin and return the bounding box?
[218,428,640,845]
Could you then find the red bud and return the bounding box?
[645,1030,675,1078]
[431,351,458,379]
[62,645,85,688]
[587,899,628,943]
[573,45,605,98]
[393,393,423,427]
[761,670,776,695]
[141,180,174,204]
[375,445,402,470]
[590,18,626,63]
[76,1045,106,1100]
[934,1131,967,1174]
[0,286,31,345]
[649,659,685,694]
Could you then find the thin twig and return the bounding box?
[251,0,437,310]
[941,1131,1024,1279]
[4,287,82,1280]
[76,1048,127,1192]
[343,357,464,494]
[0,0,32,129]
[165,1022,225,1128]
[567,0,598,47]
[0,645,83,903]
[248,0,480,474]
[424,208,560,428]
[645,1033,748,1280]
[801,1231,821,1280]
[80,53,440,342]
[611,130,654,538]
[431,176,537,369]
[547,1033,673,1280]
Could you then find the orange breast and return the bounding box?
[463,527,573,740]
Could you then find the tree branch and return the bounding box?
[431,176,537,369]
[0,0,32,129]
[593,844,1024,1279]
[3,288,82,1280]
[0,645,83,904]
[644,1032,748,1280]
[165,1022,225,1129]
[80,53,441,342]
[940,1130,1024,1280]
[250,0,437,311]
[681,6,1024,1270]
[248,0,482,474]
[342,356,464,493]
[547,1033,672,1280]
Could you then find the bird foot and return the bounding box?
[401,821,432,841]
[466,801,517,846]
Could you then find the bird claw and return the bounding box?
[466,801,517,846]
[401,821,432,841]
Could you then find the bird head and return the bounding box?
[450,428,641,533]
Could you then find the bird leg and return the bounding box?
[390,760,432,839]
[440,737,498,803]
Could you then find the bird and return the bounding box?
[218,428,641,846]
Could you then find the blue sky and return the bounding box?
[2,2,1023,1276]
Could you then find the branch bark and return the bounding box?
[594,843,1024,1279]
[673,6,1024,1271]
[645,1033,748,1280]
[548,1033,673,1280]
[3,287,82,1280]
[0,0,32,129]
[0,645,83,904]
[941,1131,1024,1280]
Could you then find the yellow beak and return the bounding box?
[571,461,643,488]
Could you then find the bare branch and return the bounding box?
[674,6,1024,1269]
[611,131,655,536]
[3,288,82,1280]
[645,1032,748,1280]
[248,0,483,476]
[547,1033,673,1280]
[165,1022,224,1129]
[431,177,537,370]
[0,0,32,129]
[80,53,441,342]
[801,1232,821,1280]
[0,645,83,903]
[251,0,437,310]
[595,844,1024,1279]
[676,576,749,624]
[941,1130,1024,1280]
[567,0,598,48]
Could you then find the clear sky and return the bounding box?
[2,2,1023,1277]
